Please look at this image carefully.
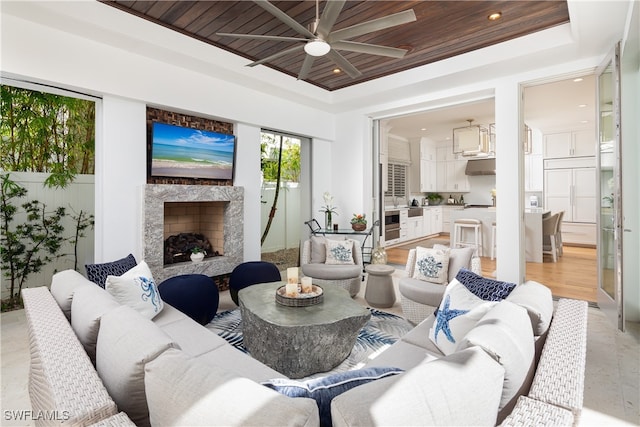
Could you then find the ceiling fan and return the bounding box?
[217,0,417,80]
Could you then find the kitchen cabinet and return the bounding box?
[420,159,437,192]
[399,209,408,241]
[437,158,470,192]
[440,206,464,235]
[423,207,442,235]
[407,217,423,240]
[543,129,596,158]
[524,154,543,191]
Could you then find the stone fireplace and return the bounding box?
[144,184,243,283]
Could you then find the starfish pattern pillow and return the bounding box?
[429,280,497,355]
[325,239,355,265]
[412,246,450,284]
[105,261,164,319]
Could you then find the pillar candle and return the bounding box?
[287,267,298,284]
[301,277,313,293]
[285,282,298,297]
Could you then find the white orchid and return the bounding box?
[320,191,338,215]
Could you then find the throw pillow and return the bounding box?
[455,268,516,301]
[433,244,475,282]
[85,253,137,288]
[429,280,497,355]
[105,261,164,319]
[325,239,354,265]
[310,236,327,264]
[412,246,450,284]
[262,366,404,427]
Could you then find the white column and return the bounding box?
[495,81,526,284]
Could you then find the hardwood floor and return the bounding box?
[386,238,598,302]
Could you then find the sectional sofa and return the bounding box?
[21,267,587,426]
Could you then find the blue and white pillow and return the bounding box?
[429,280,497,355]
[412,246,450,284]
[455,268,516,301]
[325,239,354,265]
[85,254,137,288]
[262,366,403,427]
[105,261,164,319]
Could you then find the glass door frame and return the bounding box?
[596,41,624,331]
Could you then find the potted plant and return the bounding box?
[350,213,367,231]
[319,192,338,229]
[190,247,206,263]
[426,193,442,205]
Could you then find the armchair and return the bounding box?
[300,237,363,297]
[399,246,482,324]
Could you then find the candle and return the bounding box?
[287,267,298,284]
[285,282,298,297]
[301,277,313,293]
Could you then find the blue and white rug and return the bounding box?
[206,307,413,380]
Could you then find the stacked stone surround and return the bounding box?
[144,184,244,283]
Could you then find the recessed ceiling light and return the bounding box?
[580,120,589,124]
[578,104,587,108]
[421,128,427,131]
[488,12,502,21]
[332,68,341,74]
[573,77,584,82]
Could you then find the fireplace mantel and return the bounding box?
[143,184,244,283]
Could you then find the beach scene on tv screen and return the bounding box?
[152,122,235,180]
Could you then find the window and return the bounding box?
[385,163,407,198]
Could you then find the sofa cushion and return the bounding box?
[458,300,535,415]
[429,280,496,355]
[196,344,286,382]
[325,239,355,265]
[263,367,403,427]
[105,261,164,319]
[364,339,440,371]
[301,263,362,281]
[85,253,137,288]
[96,305,178,427]
[310,236,327,264]
[50,269,94,320]
[455,268,516,301]
[331,347,504,427]
[433,244,475,282]
[412,246,450,284]
[506,280,554,336]
[145,348,320,427]
[398,277,446,308]
[70,285,120,362]
[158,316,227,357]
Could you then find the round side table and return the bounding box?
[364,264,396,308]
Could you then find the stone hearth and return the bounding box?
[144,184,243,283]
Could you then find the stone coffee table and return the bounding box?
[238,281,371,378]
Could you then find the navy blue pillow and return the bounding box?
[85,254,137,288]
[455,268,516,301]
[262,366,403,427]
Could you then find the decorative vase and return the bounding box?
[325,211,332,230]
[371,245,388,264]
[190,252,204,263]
[351,223,366,231]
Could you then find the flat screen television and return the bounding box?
[150,122,236,181]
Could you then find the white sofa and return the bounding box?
[21,269,588,426]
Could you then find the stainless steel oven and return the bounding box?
[384,210,400,241]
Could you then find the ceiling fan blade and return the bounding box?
[326,50,362,79]
[217,33,305,43]
[331,41,408,58]
[253,0,316,39]
[247,44,305,67]
[328,9,417,42]
[297,55,316,80]
[316,0,346,38]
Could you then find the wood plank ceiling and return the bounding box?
[102,1,569,91]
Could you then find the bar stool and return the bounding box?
[453,218,483,257]
[491,221,497,260]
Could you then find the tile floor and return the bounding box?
[1,269,639,426]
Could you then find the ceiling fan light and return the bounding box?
[304,39,331,57]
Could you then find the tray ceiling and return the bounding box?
[102,1,569,91]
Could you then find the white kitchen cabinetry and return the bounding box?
[524,154,543,191]
[544,157,596,245]
[440,206,464,235]
[436,147,469,192]
[417,140,437,192]
[399,209,408,241]
[543,129,596,158]
[407,217,423,240]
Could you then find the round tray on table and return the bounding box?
[275,285,324,307]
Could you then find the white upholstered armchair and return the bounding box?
[300,237,363,297]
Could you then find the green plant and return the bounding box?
[191,247,205,254]
[67,207,95,271]
[350,214,367,225]
[427,193,442,202]
[1,173,67,309]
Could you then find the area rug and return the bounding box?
[206,307,413,380]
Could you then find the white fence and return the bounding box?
[1,172,95,300]
[260,183,301,253]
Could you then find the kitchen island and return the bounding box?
[450,208,550,262]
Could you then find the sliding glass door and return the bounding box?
[596,42,624,331]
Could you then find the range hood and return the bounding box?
[465,158,496,175]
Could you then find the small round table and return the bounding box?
[364,264,396,308]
